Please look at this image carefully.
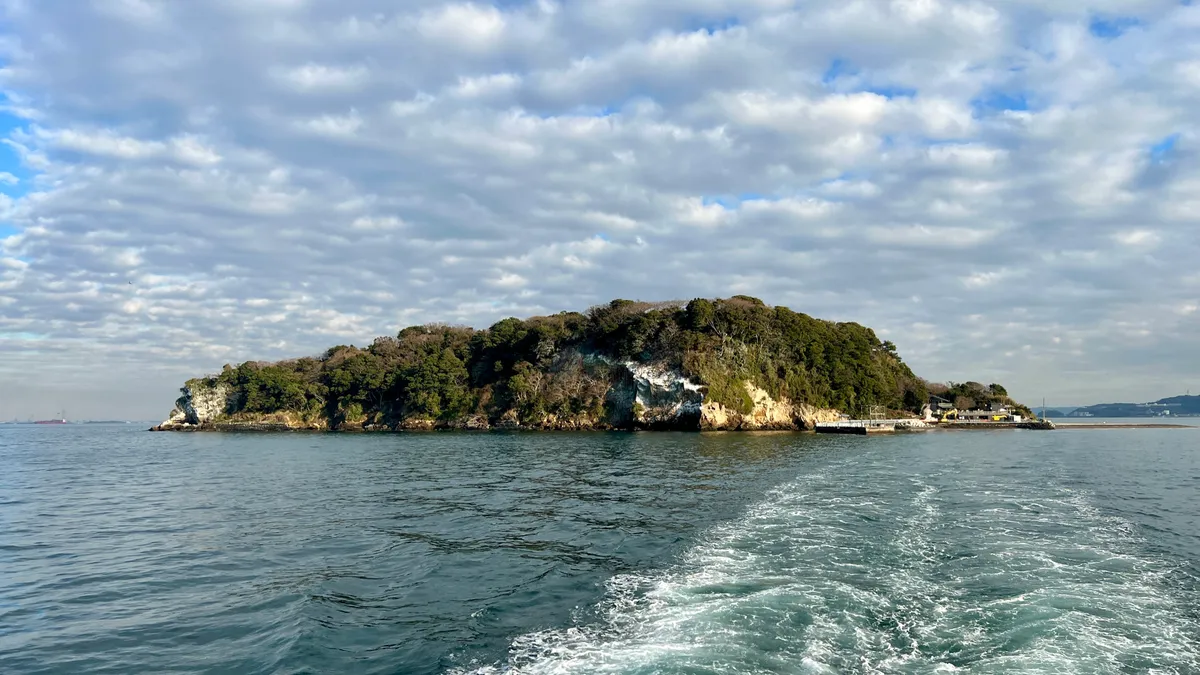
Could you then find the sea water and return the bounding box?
[1,425,1197,674]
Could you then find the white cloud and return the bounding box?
[960,268,1021,289]
[927,144,1006,168]
[46,128,164,159]
[417,3,507,47]
[277,63,369,91]
[113,248,143,268]
[170,135,221,165]
[492,272,528,288]
[1112,229,1161,247]
[38,128,223,165]
[452,72,522,99]
[1,0,1199,418]
[721,91,891,131]
[297,110,364,137]
[350,216,403,231]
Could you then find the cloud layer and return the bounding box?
[1,0,1198,418]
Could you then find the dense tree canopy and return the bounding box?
[189,296,1022,428]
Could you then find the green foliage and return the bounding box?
[684,348,756,414]
[216,361,315,414]
[401,344,471,419]
[685,298,715,331]
[196,296,1021,428]
[940,381,1031,418]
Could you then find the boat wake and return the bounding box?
[458,458,1200,674]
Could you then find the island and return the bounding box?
[152,296,1035,432]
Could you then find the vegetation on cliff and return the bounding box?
[172,296,1021,430]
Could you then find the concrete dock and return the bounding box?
[816,420,905,435]
[816,418,1055,434]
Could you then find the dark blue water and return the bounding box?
[1,425,1197,674]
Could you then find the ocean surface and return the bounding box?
[1,424,1197,674]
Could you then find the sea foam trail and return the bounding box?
[459,455,1200,675]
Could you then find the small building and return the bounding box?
[929,395,954,411]
[959,407,1022,422]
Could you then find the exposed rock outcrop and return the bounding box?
[153,379,233,430]
[624,360,705,429]
[152,380,326,432]
[699,383,840,431]
[178,379,232,425]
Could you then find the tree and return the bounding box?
[685,298,715,331]
[401,346,471,419]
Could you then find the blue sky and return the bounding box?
[1088,15,1144,39]
[1150,133,1181,162]
[0,0,1198,418]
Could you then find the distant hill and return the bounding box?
[1069,395,1200,418]
[1013,406,1081,418]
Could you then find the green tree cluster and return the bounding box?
[191,297,1032,428]
[927,381,1034,418]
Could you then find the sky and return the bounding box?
[0,0,1198,420]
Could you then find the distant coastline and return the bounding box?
[1063,395,1200,419]
[1056,421,1196,429]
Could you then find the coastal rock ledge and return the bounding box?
[151,362,840,433]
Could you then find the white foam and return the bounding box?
[456,459,1200,674]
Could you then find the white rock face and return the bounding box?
[592,356,839,430]
[165,380,232,426]
[622,360,705,426]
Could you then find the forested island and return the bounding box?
[153,296,1032,432]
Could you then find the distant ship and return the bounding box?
[35,411,68,425]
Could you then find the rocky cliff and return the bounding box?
[700,383,842,431]
[154,379,328,432]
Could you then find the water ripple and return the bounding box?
[1,426,1197,674]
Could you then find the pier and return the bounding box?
[816,418,1055,434]
[940,419,1055,430]
[815,419,921,435]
